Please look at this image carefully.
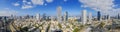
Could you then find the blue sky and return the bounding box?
[0,0,120,16]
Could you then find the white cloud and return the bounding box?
[31,0,44,5]
[13,3,20,6]
[27,2,32,4]
[46,0,53,3]
[0,8,18,16]
[13,0,54,9]
[22,5,33,9]
[79,0,120,16]
[79,0,114,11]
[23,0,27,2]
[21,0,33,9]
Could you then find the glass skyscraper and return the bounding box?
[64,11,68,21]
[97,11,101,21]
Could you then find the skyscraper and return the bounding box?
[82,10,87,24]
[64,11,68,21]
[106,15,110,20]
[57,6,62,22]
[42,13,46,20]
[88,12,92,22]
[118,14,120,19]
[36,13,40,21]
[51,16,54,21]
[97,11,101,21]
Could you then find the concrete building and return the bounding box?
[88,12,92,24]
[82,10,87,24]
[57,6,62,22]
[36,13,40,21]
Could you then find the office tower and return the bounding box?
[36,13,40,21]
[118,14,120,19]
[25,15,30,19]
[106,15,110,20]
[82,10,87,24]
[64,11,68,21]
[46,16,50,21]
[51,16,53,21]
[10,15,14,19]
[108,15,110,20]
[106,15,109,19]
[88,12,92,22]
[42,13,46,20]
[57,6,62,22]
[62,16,64,21]
[97,11,101,21]
[104,15,107,20]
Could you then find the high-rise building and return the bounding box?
[51,16,54,21]
[106,15,110,20]
[118,14,120,19]
[82,10,87,24]
[57,6,62,22]
[64,11,68,21]
[36,13,40,21]
[42,13,46,20]
[88,12,92,22]
[25,15,30,19]
[97,11,101,21]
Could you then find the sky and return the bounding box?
[0,0,120,16]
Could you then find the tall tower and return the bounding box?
[106,15,110,20]
[57,6,62,22]
[36,13,40,21]
[51,16,54,21]
[89,12,92,22]
[42,13,46,20]
[64,11,68,21]
[118,14,120,19]
[82,10,87,24]
[97,11,101,21]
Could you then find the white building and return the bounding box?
[57,6,62,22]
[82,10,87,24]
[88,12,92,24]
[36,13,40,21]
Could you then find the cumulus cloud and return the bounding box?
[13,0,54,9]
[79,0,120,16]
[0,8,18,16]
[79,0,114,11]
[22,0,33,9]
[13,2,20,6]
[31,0,44,5]
[27,2,32,4]
[22,5,33,9]
[23,0,27,2]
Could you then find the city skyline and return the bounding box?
[0,0,120,16]
[1,0,120,32]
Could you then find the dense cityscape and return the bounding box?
[0,6,120,32]
[0,0,120,32]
